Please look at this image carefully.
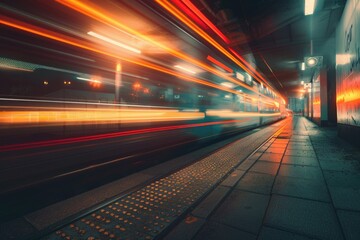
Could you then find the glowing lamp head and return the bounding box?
[305,0,316,15]
[306,57,318,67]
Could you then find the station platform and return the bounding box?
[1,116,360,240]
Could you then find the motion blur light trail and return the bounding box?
[0,107,204,125]
[0,17,248,96]
[0,119,246,152]
[176,0,230,44]
[156,0,286,104]
[206,110,281,118]
[54,0,269,96]
[155,0,277,94]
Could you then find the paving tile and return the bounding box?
[211,190,269,234]
[291,136,310,141]
[248,152,262,161]
[278,164,323,181]
[323,170,360,186]
[258,146,268,153]
[319,160,360,172]
[236,172,275,194]
[265,195,344,240]
[164,215,205,240]
[316,152,354,161]
[259,153,283,163]
[258,226,315,240]
[272,175,330,202]
[192,186,230,219]
[284,149,316,158]
[221,170,246,187]
[265,147,285,154]
[290,138,311,142]
[269,143,288,148]
[329,186,360,211]
[193,221,256,240]
[323,171,360,211]
[286,145,314,151]
[274,139,289,144]
[282,155,318,166]
[237,157,257,171]
[249,161,280,175]
[337,210,360,240]
[287,142,313,147]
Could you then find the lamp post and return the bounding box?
[115,62,122,103]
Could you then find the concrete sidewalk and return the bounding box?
[165,116,360,240]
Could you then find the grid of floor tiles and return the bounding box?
[165,116,360,240]
[42,118,284,240]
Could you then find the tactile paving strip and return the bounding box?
[43,124,283,240]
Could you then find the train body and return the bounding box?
[0,68,287,145]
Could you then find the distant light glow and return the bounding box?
[301,62,305,70]
[301,80,304,85]
[116,62,121,72]
[305,0,316,15]
[87,31,141,54]
[174,65,196,74]
[236,72,245,81]
[307,57,317,66]
[220,82,235,88]
[246,73,252,82]
[336,54,352,65]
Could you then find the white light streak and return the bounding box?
[88,31,141,54]
[174,65,196,74]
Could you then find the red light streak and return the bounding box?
[0,119,245,152]
[156,0,284,100]
[170,0,209,30]
[179,0,230,44]
[55,0,260,93]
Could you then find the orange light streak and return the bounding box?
[207,55,233,73]
[336,89,360,103]
[0,107,204,125]
[0,17,240,95]
[55,0,262,94]
[206,110,281,118]
[156,0,283,99]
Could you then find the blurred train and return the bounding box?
[0,66,287,194]
[0,67,287,143]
